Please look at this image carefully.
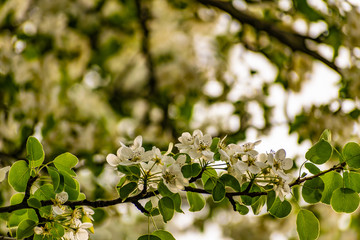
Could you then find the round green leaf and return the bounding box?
[320,171,342,204]
[219,174,241,192]
[296,209,320,240]
[152,230,176,240]
[269,198,292,218]
[251,195,266,215]
[53,152,78,176]
[331,188,360,213]
[186,186,205,212]
[137,235,161,240]
[212,181,225,203]
[8,160,31,192]
[302,178,324,203]
[343,142,360,168]
[26,136,45,168]
[235,203,249,215]
[47,166,60,192]
[305,139,332,164]
[119,182,138,199]
[344,171,360,192]
[27,197,42,209]
[304,163,321,175]
[158,197,174,223]
[181,163,201,178]
[16,219,37,239]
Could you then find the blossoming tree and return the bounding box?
[0,129,359,239]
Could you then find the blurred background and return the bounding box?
[0,0,360,239]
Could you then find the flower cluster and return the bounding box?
[34,192,95,240]
[106,130,294,200]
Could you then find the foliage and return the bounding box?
[0,130,359,239]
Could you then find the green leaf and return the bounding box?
[251,195,266,215]
[117,164,141,177]
[296,209,320,240]
[59,171,76,189]
[304,163,321,175]
[158,180,174,196]
[47,167,60,192]
[201,167,217,184]
[269,198,292,218]
[187,184,205,212]
[219,174,241,192]
[212,181,226,203]
[16,219,37,239]
[305,139,332,164]
[240,183,262,205]
[331,188,360,213]
[26,136,45,168]
[302,178,324,204]
[181,163,201,178]
[344,171,360,192]
[9,209,38,227]
[204,177,216,192]
[34,184,55,216]
[50,222,65,238]
[119,182,138,199]
[266,190,276,211]
[27,198,42,209]
[172,193,183,213]
[235,203,249,215]
[53,152,78,176]
[65,180,80,200]
[152,230,176,240]
[343,142,360,169]
[319,129,331,142]
[320,171,342,204]
[210,137,220,152]
[10,193,25,205]
[158,197,174,223]
[137,235,161,240]
[8,160,31,192]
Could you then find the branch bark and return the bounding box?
[196,0,341,74]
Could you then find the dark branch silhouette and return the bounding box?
[196,0,341,74]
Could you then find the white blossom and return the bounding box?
[106,136,145,166]
[52,192,68,215]
[267,149,293,176]
[162,163,189,192]
[234,153,267,174]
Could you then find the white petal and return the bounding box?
[80,222,93,229]
[203,134,212,146]
[106,154,120,166]
[236,161,248,171]
[52,205,65,215]
[119,147,134,160]
[275,149,286,161]
[134,136,143,148]
[219,149,230,162]
[267,153,274,164]
[193,129,203,138]
[282,158,293,170]
[257,153,267,162]
[249,165,261,174]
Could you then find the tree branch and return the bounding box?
[289,162,346,187]
[196,0,341,74]
[0,162,346,214]
[135,0,156,94]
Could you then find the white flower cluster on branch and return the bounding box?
[106,130,294,201]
